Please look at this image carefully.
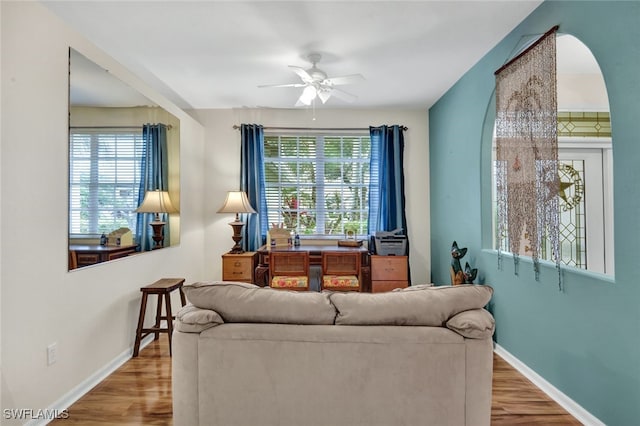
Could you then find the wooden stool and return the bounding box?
[133,278,186,357]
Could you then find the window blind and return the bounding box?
[69,129,144,235]
[264,133,371,236]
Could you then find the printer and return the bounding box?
[372,229,407,256]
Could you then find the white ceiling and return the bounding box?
[47,1,547,110]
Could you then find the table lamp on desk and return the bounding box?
[135,189,178,249]
[217,191,257,254]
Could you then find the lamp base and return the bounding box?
[150,221,166,249]
[228,220,245,254]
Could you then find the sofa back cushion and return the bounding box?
[183,281,336,325]
[329,284,493,326]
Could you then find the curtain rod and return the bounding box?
[494,25,559,76]
[70,124,173,130]
[232,125,407,131]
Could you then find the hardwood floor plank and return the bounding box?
[51,339,582,425]
[491,355,582,425]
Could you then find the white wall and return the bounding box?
[1,3,430,418]
[192,108,431,285]
[558,74,609,111]
[1,2,206,420]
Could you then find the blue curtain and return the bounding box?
[136,123,169,251]
[368,125,408,236]
[240,124,268,251]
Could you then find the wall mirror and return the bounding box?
[68,48,180,270]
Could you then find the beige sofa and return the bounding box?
[173,282,495,426]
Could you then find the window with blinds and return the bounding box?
[264,133,371,236]
[69,129,144,236]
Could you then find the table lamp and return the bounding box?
[217,191,257,253]
[135,189,179,249]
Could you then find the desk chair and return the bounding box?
[321,251,361,292]
[269,251,310,291]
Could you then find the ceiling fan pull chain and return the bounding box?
[312,97,316,121]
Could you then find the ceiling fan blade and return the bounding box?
[258,83,306,89]
[323,74,365,86]
[317,89,332,104]
[329,87,357,103]
[289,66,313,83]
[258,83,306,88]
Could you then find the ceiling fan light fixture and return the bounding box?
[299,85,317,105]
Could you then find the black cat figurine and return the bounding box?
[450,241,477,284]
[450,241,466,285]
[464,262,478,284]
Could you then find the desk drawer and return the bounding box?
[371,256,408,281]
[77,253,100,267]
[222,253,256,282]
[108,247,136,261]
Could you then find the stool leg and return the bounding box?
[179,287,187,307]
[133,292,148,357]
[154,294,163,340]
[164,291,174,356]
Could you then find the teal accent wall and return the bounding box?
[429,2,640,424]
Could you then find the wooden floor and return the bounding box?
[51,338,581,425]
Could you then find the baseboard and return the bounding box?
[494,344,605,426]
[25,335,155,426]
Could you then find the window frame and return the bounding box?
[263,131,372,238]
[491,135,614,275]
[68,127,144,238]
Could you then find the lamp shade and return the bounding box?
[135,190,179,214]
[217,191,257,214]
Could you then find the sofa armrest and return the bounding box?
[175,304,224,333]
[446,308,495,339]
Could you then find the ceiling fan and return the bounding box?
[259,53,365,106]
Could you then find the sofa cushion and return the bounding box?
[175,304,224,333]
[329,284,493,326]
[182,281,336,325]
[446,308,495,339]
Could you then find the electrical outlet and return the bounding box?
[47,343,58,365]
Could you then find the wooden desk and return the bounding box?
[255,245,371,291]
[69,244,138,268]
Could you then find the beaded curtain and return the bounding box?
[495,29,560,281]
